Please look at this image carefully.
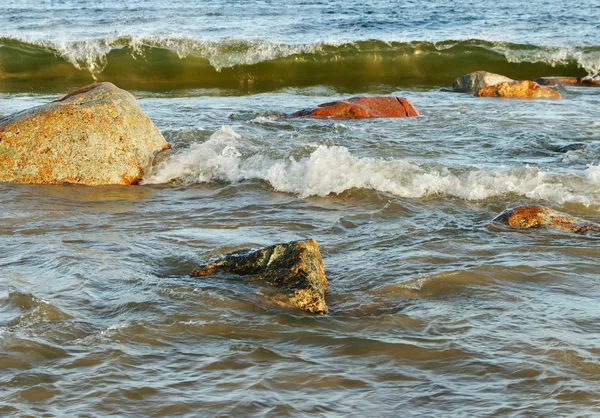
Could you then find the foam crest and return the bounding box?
[1,36,599,83]
[501,44,600,77]
[144,126,244,184]
[144,128,600,205]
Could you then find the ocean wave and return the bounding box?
[143,126,600,205]
[2,288,72,327]
[0,36,598,91]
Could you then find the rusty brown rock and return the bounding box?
[290,96,419,119]
[452,71,513,93]
[535,76,600,87]
[0,82,170,185]
[191,239,328,314]
[476,80,561,99]
[492,205,600,234]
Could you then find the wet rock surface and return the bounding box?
[191,239,328,314]
[0,82,169,185]
[290,96,419,119]
[493,205,600,234]
[452,71,513,93]
[555,143,586,153]
[535,76,600,87]
[476,80,561,99]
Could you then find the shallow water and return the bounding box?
[1,1,600,417]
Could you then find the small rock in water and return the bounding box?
[290,96,419,119]
[535,76,600,87]
[191,239,329,314]
[492,205,600,234]
[452,71,513,93]
[535,76,580,86]
[579,78,600,87]
[476,80,561,99]
[555,143,586,153]
[0,82,170,185]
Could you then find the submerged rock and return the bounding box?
[452,71,513,93]
[290,96,419,119]
[191,239,329,314]
[0,82,169,185]
[476,80,561,99]
[535,76,600,87]
[555,143,586,153]
[492,206,600,234]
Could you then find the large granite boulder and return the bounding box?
[290,96,419,119]
[0,82,170,185]
[452,71,513,93]
[191,239,329,314]
[476,80,561,99]
[492,205,600,234]
[535,76,600,87]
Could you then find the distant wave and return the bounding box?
[0,36,598,91]
[143,126,600,206]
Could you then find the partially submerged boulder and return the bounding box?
[476,80,561,99]
[191,239,329,314]
[535,76,600,87]
[290,96,419,119]
[492,205,600,234]
[555,143,586,153]
[0,82,170,185]
[452,71,513,93]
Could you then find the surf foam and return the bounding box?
[144,127,600,206]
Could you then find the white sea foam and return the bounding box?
[144,127,600,205]
[501,44,600,78]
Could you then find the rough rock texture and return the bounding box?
[535,76,600,87]
[191,239,328,314]
[452,71,513,93]
[493,206,600,234]
[476,80,561,99]
[290,96,419,119]
[0,82,170,185]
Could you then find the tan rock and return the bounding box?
[535,76,580,86]
[492,205,600,234]
[191,239,328,314]
[452,71,513,93]
[535,76,600,87]
[290,96,419,119]
[476,80,561,99]
[0,82,169,185]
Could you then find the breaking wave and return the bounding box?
[0,36,598,91]
[143,126,600,206]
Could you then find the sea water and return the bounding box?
[1,1,599,416]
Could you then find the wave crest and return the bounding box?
[0,36,598,91]
[143,126,600,205]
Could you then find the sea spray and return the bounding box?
[144,126,600,205]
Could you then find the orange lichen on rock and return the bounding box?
[191,239,328,314]
[0,82,170,185]
[476,80,561,99]
[493,205,600,234]
[290,96,419,119]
